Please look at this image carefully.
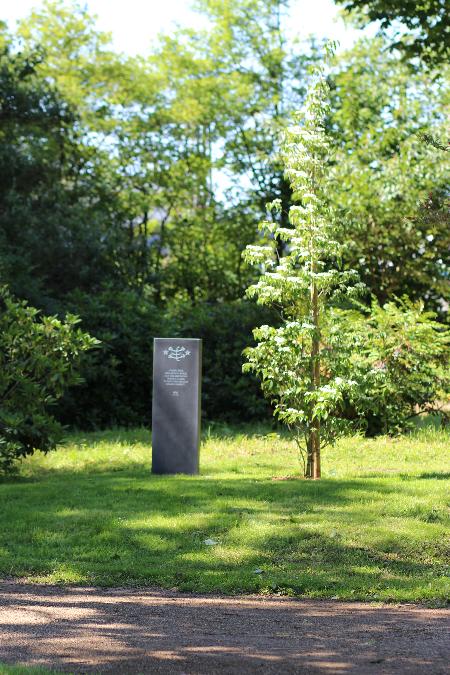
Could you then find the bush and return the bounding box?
[58,287,165,428]
[0,288,97,473]
[36,287,449,437]
[170,300,276,422]
[335,298,450,435]
[58,293,275,428]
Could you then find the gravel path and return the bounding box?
[0,582,448,674]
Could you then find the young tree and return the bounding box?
[243,48,362,478]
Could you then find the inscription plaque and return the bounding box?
[151,338,202,474]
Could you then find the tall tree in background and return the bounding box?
[329,38,450,313]
[195,0,312,228]
[14,1,159,294]
[0,27,126,310]
[137,0,314,301]
[334,0,450,65]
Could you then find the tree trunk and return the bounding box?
[305,436,313,478]
[310,279,321,479]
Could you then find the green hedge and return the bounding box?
[58,289,275,428]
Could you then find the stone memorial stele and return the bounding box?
[152,338,202,474]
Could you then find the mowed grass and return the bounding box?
[0,665,55,675]
[0,424,448,603]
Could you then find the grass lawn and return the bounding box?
[0,666,54,675]
[0,424,448,603]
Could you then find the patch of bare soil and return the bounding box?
[0,582,448,674]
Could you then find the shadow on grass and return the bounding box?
[1,462,447,602]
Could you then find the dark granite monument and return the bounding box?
[152,338,202,474]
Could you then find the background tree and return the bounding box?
[333,0,450,64]
[0,25,131,311]
[1,1,448,430]
[329,38,450,314]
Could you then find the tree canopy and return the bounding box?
[0,0,448,432]
[334,0,450,64]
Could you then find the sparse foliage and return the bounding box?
[244,48,363,478]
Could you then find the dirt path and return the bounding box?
[0,582,448,674]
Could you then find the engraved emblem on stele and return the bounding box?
[163,346,191,362]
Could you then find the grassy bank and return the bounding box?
[0,425,448,602]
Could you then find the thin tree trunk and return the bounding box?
[310,279,321,479]
[305,436,313,478]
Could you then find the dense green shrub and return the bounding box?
[334,299,450,435]
[58,287,165,428]
[0,288,97,473]
[171,300,276,422]
[58,293,274,428]
[27,285,449,436]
